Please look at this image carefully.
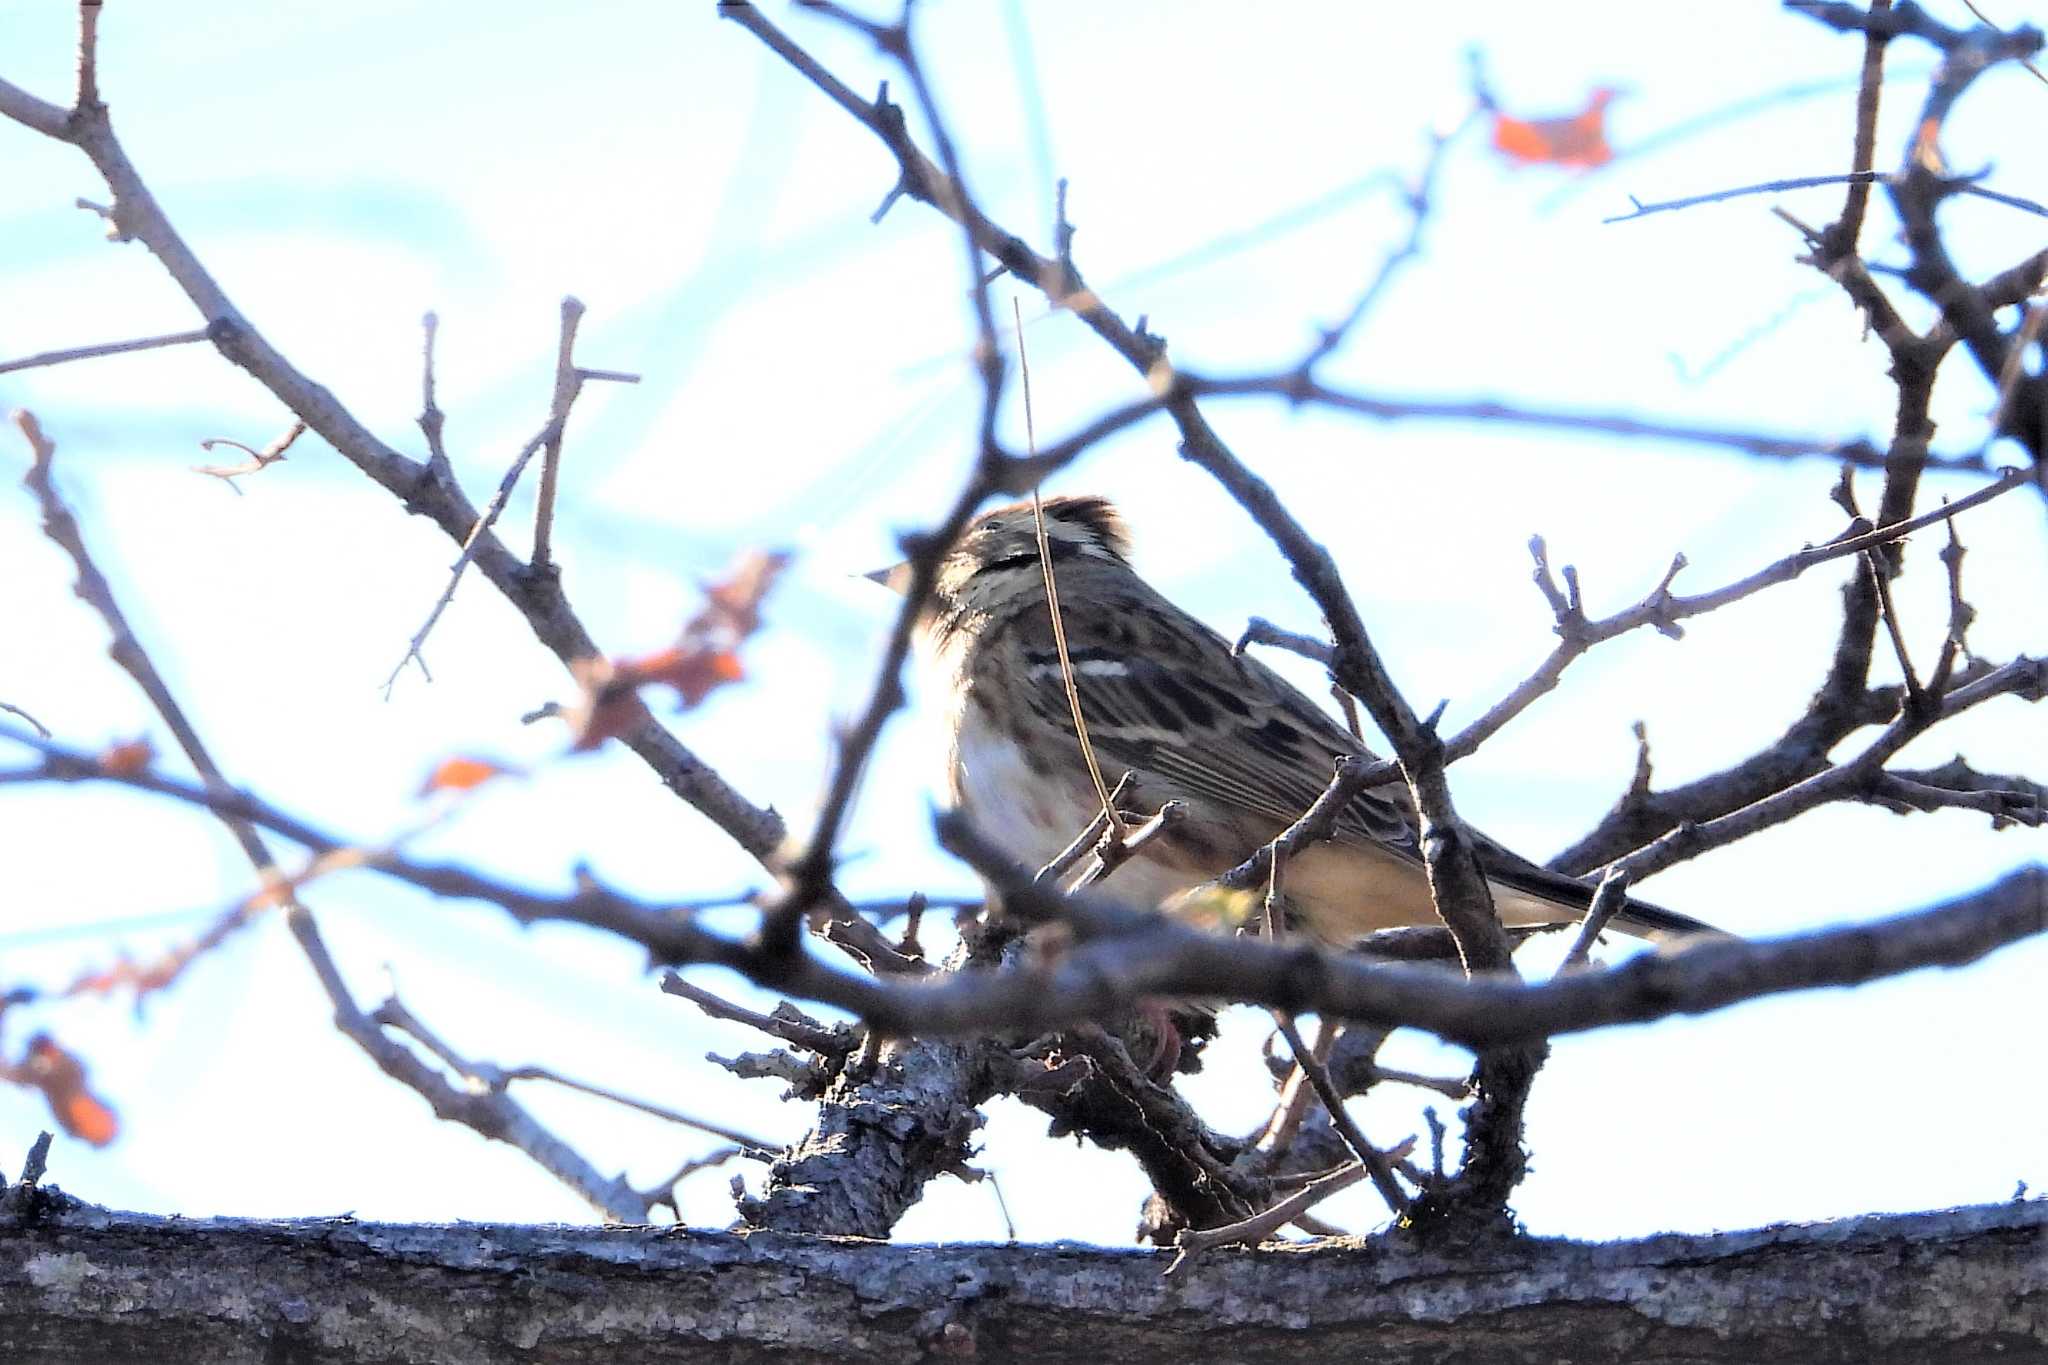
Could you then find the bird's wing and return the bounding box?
[1008,586,1419,857]
[1004,581,1722,940]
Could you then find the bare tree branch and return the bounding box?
[0,41,789,860]
[10,729,2038,1052]
[0,326,211,376]
[13,409,650,1222]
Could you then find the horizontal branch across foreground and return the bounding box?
[1,1196,2043,1363]
[5,729,2042,1048]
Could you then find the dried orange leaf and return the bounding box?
[637,646,746,707]
[699,549,791,639]
[58,1088,120,1147]
[21,1034,120,1147]
[1491,87,1617,169]
[418,755,518,796]
[558,549,789,751]
[562,656,648,752]
[98,737,155,777]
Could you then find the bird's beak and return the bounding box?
[862,561,913,595]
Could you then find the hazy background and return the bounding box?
[2,1,2042,1243]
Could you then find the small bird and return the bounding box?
[879,494,1714,946]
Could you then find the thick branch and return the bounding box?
[2,1198,2044,1362]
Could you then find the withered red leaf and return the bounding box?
[417,755,519,796]
[97,737,155,777]
[1492,87,1617,169]
[560,547,788,750]
[19,1034,120,1147]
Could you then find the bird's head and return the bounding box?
[869,495,1132,630]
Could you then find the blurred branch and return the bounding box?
[1604,171,2047,224]
[0,327,210,376]
[0,18,789,862]
[370,993,778,1152]
[725,2,1962,481]
[1296,109,1479,371]
[1026,371,1979,479]
[660,973,856,1056]
[1865,757,2043,827]
[0,703,50,738]
[11,406,649,1223]
[13,728,2039,1052]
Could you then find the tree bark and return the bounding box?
[2,1194,2042,1363]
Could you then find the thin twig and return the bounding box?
[1297,108,1478,370]
[1257,1016,1334,1156]
[659,972,854,1055]
[503,1067,776,1152]
[0,326,211,376]
[1865,550,1924,708]
[192,420,304,494]
[1834,0,1894,248]
[1273,1014,1408,1214]
[643,1145,748,1215]
[1214,756,1380,892]
[1034,772,1137,886]
[1442,467,2027,768]
[374,994,777,1151]
[1926,511,1973,697]
[1168,1161,1375,1268]
[1559,868,1630,972]
[531,296,586,572]
[1606,171,2048,225]
[1232,617,1335,666]
[0,703,50,738]
[1066,800,1186,895]
[383,417,560,695]
[419,312,450,470]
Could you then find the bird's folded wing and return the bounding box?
[1018,643,1419,857]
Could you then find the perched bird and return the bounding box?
[879,494,1714,946]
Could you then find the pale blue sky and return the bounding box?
[2,2,2042,1243]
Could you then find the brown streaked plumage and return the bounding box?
[887,495,1717,945]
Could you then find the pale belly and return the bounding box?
[950,712,1106,870]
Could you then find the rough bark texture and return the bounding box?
[740,1035,990,1238]
[1,1195,2042,1363]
